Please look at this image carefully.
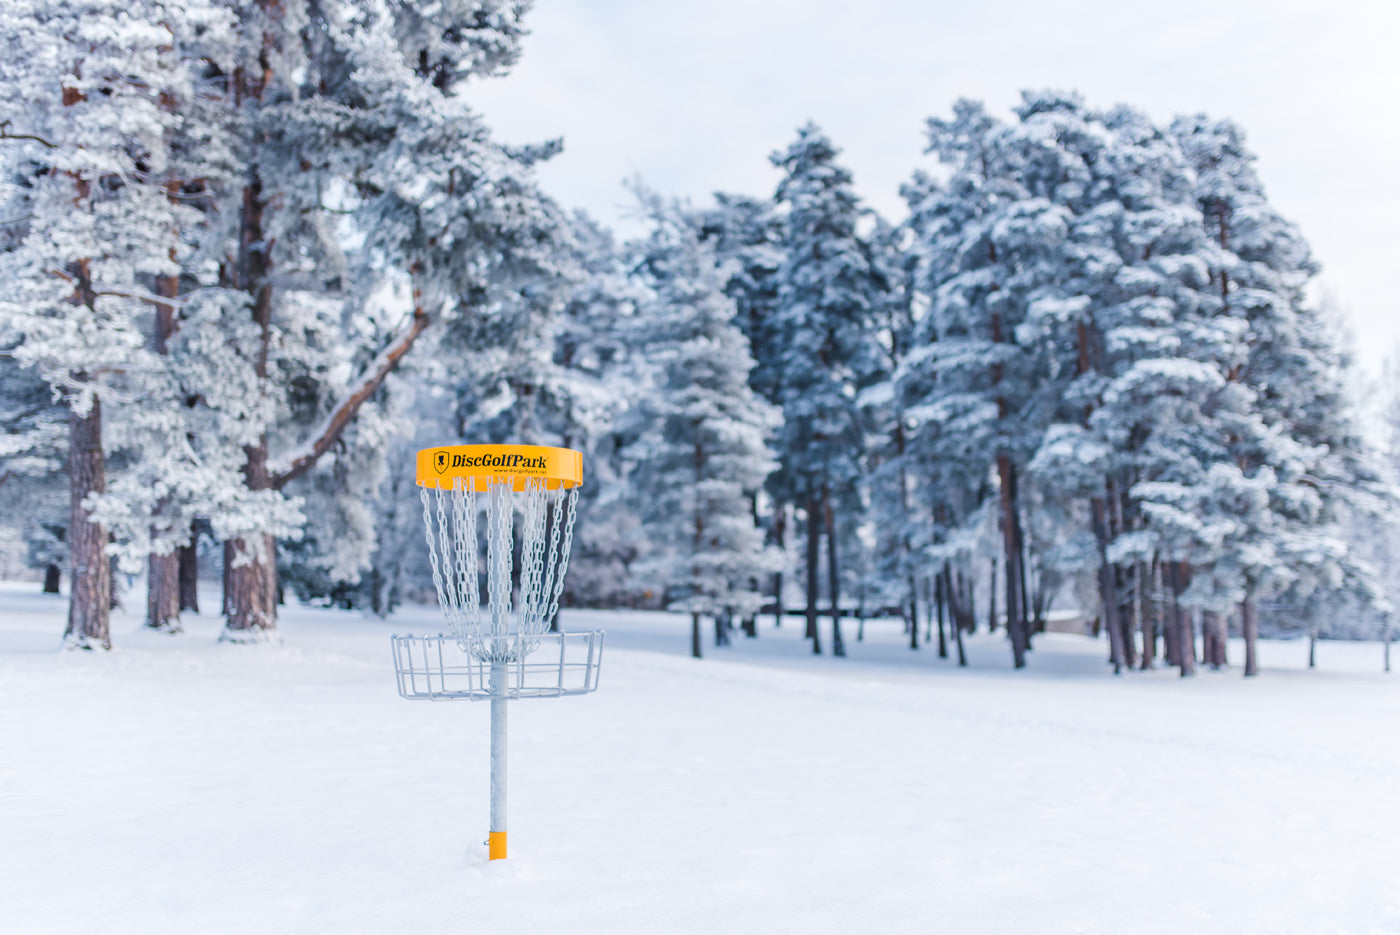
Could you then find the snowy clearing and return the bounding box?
[2,582,1398,935]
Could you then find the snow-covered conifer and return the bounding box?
[626,193,780,658]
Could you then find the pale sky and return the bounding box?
[471,0,1400,375]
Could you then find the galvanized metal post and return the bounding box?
[489,663,507,859]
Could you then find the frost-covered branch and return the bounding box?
[269,302,430,490]
[0,121,59,150]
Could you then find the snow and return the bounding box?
[3,581,1399,934]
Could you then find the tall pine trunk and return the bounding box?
[772,504,785,628]
[935,566,949,659]
[950,569,968,667]
[1241,595,1259,677]
[177,526,199,613]
[1139,560,1156,670]
[691,612,702,659]
[1170,562,1195,677]
[1091,497,1125,674]
[146,552,181,633]
[824,485,844,657]
[988,556,997,632]
[65,397,111,650]
[908,574,920,650]
[997,455,1027,668]
[805,497,821,654]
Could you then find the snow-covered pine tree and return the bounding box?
[1172,114,1385,674]
[908,96,1087,667]
[207,0,567,639]
[769,123,877,657]
[0,0,233,648]
[626,192,780,658]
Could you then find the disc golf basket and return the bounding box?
[391,444,602,860]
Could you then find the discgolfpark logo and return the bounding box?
[433,450,548,474]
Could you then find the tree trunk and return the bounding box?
[935,567,949,660]
[909,574,920,650]
[64,398,111,650]
[1171,563,1195,677]
[772,504,785,628]
[177,528,199,612]
[1241,596,1259,677]
[43,564,61,594]
[222,533,279,641]
[741,615,756,638]
[988,556,997,632]
[1308,627,1317,669]
[946,562,968,663]
[691,612,702,659]
[997,455,1027,668]
[824,486,844,657]
[951,573,968,667]
[714,612,730,648]
[145,550,182,633]
[805,497,821,654]
[1091,497,1125,674]
[1018,522,1033,645]
[1139,560,1156,670]
[1119,564,1138,670]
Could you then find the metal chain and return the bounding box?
[518,479,548,634]
[543,485,579,626]
[536,486,566,631]
[420,487,452,628]
[434,484,462,632]
[486,478,513,648]
[450,478,480,641]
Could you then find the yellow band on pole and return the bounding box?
[488,831,507,860]
[415,444,583,492]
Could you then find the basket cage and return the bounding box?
[399,471,602,699]
[392,630,604,700]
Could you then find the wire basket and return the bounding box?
[392,630,604,701]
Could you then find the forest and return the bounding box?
[2,0,1393,678]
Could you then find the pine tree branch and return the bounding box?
[0,121,59,150]
[268,302,430,490]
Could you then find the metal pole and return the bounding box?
[489,663,507,859]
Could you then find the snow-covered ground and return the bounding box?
[2,581,1398,934]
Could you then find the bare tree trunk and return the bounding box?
[935,566,949,659]
[691,612,702,659]
[909,574,920,650]
[177,526,199,613]
[223,533,278,641]
[946,562,968,663]
[1308,627,1317,669]
[43,564,61,594]
[772,504,785,628]
[146,551,182,633]
[64,398,111,650]
[1119,565,1138,669]
[1139,560,1156,670]
[1171,563,1195,677]
[1091,497,1125,674]
[1241,596,1259,677]
[997,455,1027,668]
[823,485,845,657]
[988,556,997,632]
[805,497,821,654]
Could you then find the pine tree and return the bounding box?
[0,0,234,647]
[770,123,876,657]
[626,193,780,658]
